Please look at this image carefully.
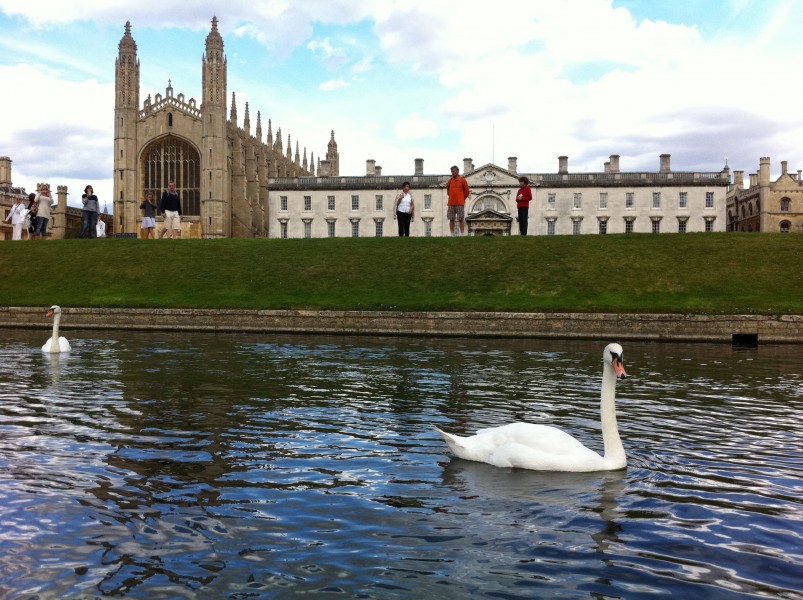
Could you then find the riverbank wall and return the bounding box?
[2,307,801,343]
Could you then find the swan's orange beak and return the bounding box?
[613,356,628,380]
[46,309,54,317]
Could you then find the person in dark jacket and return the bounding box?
[159,180,182,239]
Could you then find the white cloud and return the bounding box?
[394,113,439,141]
[319,78,349,91]
[351,55,373,74]
[1,0,803,191]
[307,37,349,69]
[0,63,113,206]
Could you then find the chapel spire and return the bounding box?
[115,20,139,110]
[202,15,226,107]
[230,92,238,124]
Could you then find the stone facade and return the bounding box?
[112,18,336,239]
[1,306,800,343]
[727,157,803,233]
[268,154,729,238]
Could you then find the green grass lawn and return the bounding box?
[2,233,801,314]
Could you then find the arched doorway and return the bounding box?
[467,195,512,236]
[141,135,200,215]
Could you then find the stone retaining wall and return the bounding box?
[2,307,801,343]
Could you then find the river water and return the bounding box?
[0,330,801,599]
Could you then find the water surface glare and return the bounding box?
[0,330,801,599]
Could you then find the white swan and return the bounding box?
[435,343,629,472]
[42,305,71,353]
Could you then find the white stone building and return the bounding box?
[268,154,729,238]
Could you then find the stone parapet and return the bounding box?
[1,307,801,344]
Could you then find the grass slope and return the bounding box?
[1,233,801,314]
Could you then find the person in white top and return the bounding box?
[5,197,27,240]
[394,181,415,237]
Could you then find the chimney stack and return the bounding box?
[414,158,424,176]
[375,165,382,176]
[609,154,620,173]
[558,156,568,174]
[320,160,332,176]
[734,170,744,189]
[508,156,517,174]
[659,153,671,173]
[463,158,473,174]
[759,157,770,186]
[366,159,376,176]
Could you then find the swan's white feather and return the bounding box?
[42,305,71,353]
[435,343,628,472]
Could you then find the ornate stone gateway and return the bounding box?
[466,209,513,236]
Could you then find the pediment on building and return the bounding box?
[772,173,803,192]
[465,163,521,188]
[466,208,513,222]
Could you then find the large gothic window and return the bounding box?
[142,136,200,215]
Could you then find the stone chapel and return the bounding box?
[113,17,339,238]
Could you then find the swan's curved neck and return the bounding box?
[52,312,61,337]
[600,362,625,466]
[49,312,61,351]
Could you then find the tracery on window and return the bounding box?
[141,135,201,215]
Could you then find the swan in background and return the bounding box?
[435,343,629,472]
[42,305,71,353]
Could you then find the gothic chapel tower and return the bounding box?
[201,17,228,238]
[113,21,140,234]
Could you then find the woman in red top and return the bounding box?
[516,176,532,236]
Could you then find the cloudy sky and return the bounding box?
[1,0,801,208]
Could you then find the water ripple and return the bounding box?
[0,332,801,598]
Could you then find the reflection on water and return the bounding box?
[0,330,801,598]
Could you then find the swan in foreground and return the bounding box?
[42,305,71,353]
[435,343,629,472]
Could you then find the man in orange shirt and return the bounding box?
[446,165,470,236]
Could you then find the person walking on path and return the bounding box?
[394,181,415,237]
[159,180,182,239]
[78,185,99,238]
[446,165,469,236]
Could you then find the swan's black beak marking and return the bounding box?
[611,353,629,380]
